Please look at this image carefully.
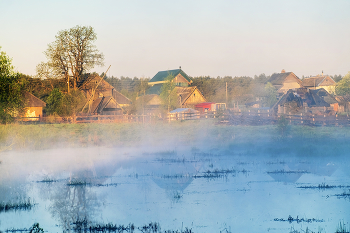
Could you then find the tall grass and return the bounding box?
[1,121,350,151]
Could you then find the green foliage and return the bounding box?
[192,74,269,107]
[46,88,63,115]
[160,74,178,111]
[0,47,25,124]
[46,88,86,116]
[264,82,278,107]
[277,115,290,137]
[42,25,104,89]
[333,74,343,83]
[105,76,150,99]
[336,72,350,96]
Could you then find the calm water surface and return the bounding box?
[0,143,349,232]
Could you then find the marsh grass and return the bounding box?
[336,221,349,233]
[274,215,324,223]
[298,183,350,190]
[0,198,34,213]
[193,168,236,179]
[70,220,192,233]
[334,191,350,200]
[267,169,308,174]
[2,122,350,152]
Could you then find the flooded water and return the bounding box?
[1,137,350,232]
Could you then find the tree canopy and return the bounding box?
[335,72,350,96]
[0,47,25,123]
[41,25,104,90]
[159,74,178,111]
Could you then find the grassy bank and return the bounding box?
[1,120,350,152]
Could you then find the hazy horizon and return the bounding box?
[1,0,349,79]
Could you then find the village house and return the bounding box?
[147,68,206,109]
[78,74,131,115]
[267,70,304,94]
[272,88,339,115]
[23,91,46,121]
[302,73,336,94]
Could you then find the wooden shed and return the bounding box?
[23,92,46,121]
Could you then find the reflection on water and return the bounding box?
[0,143,350,232]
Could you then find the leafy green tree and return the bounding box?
[335,72,350,96]
[160,74,178,111]
[0,47,25,123]
[46,88,63,115]
[264,82,278,107]
[46,88,85,116]
[332,74,343,83]
[41,25,104,90]
[61,90,86,116]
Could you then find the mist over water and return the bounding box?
[0,121,350,232]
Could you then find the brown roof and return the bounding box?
[175,86,198,105]
[268,72,303,86]
[24,92,46,107]
[91,96,120,113]
[302,76,335,88]
[113,91,131,105]
[136,94,161,106]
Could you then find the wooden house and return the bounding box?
[273,88,338,115]
[175,86,206,108]
[23,92,46,121]
[147,68,206,108]
[302,74,336,94]
[79,74,131,114]
[267,70,304,94]
[148,68,193,87]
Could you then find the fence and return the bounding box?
[14,109,350,127]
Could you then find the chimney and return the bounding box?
[281,69,285,73]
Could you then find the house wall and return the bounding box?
[174,74,189,86]
[24,107,43,121]
[279,75,303,93]
[183,89,206,107]
[319,85,336,95]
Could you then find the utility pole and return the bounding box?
[226,82,228,106]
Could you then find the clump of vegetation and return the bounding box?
[29,223,44,233]
[274,215,324,223]
[335,221,349,233]
[70,220,192,233]
[267,169,308,174]
[67,178,91,186]
[194,168,236,179]
[0,198,34,213]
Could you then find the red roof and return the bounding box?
[195,102,215,108]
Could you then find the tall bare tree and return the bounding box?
[42,25,104,90]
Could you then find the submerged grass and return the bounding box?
[0,198,34,213]
[70,219,192,233]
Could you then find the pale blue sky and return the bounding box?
[0,0,349,78]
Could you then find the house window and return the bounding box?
[193,93,196,97]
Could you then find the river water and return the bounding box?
[0,139,349,232]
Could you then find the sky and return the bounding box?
[0,0,349,79]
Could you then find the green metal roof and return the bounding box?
[149,69,192,83]
[146,84,163,95]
